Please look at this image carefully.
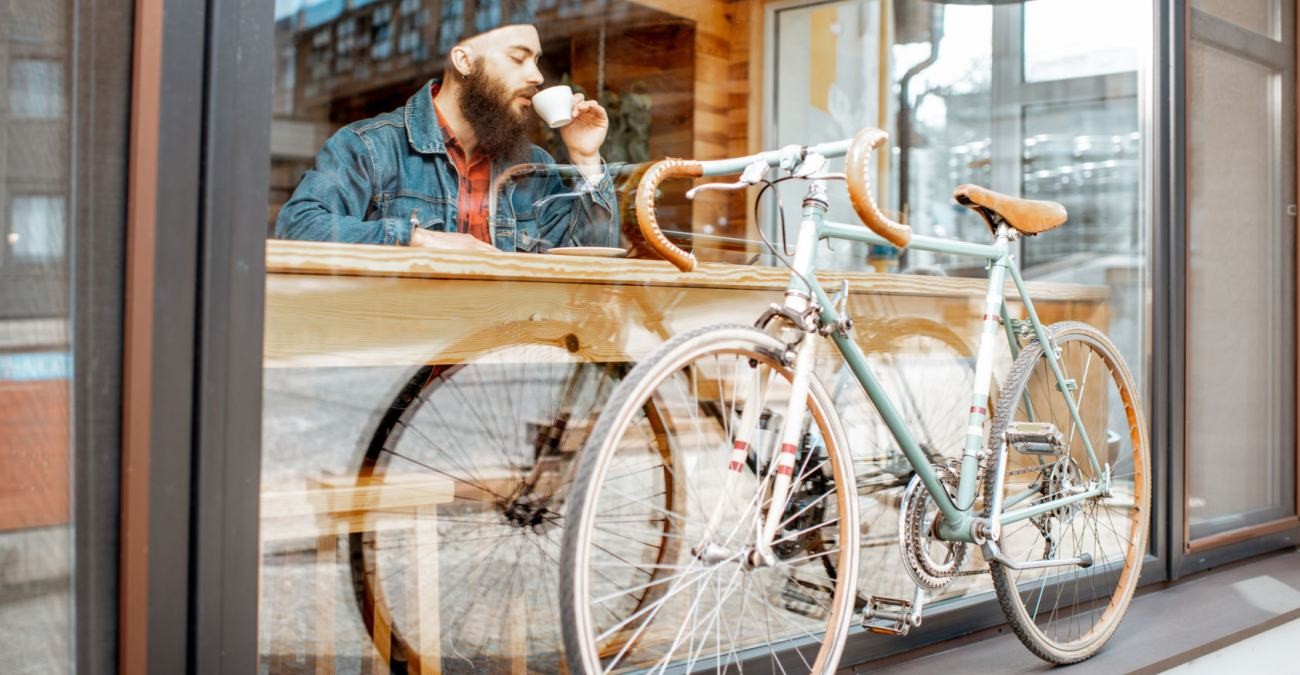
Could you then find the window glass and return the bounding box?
[9,197,67,263]
[1021,99,1140,264]
[10,59,66,119]
[1192,0,1279,39]
[259,1,1153,670]
[0,1,76,672]
[1186,38,1295,539]
[1023,0,1145,83]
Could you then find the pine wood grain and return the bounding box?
[265,240,1108,369]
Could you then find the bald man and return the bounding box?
[275,24,618,253]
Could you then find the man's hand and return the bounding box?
[410,228,499,253]
[559,93,608,169]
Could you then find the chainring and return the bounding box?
[898,464,969,590]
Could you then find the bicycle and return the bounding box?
[346,231,986,673]
[559,127,1149,672]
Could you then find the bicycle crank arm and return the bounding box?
[983,539,1093,571]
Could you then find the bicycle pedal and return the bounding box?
[1005,422,1066,456]
[861,595,914,636]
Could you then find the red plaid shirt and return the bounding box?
[432,90,493,244]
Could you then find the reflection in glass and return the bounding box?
[354,344,625,673]
[1023,0,1144,83]
[1021,100,1140,266]
[259,0,1154,670]
[1192,0,1280,39]
[0,0,73,671]
[10,59,66,119]
[10,197,67,263]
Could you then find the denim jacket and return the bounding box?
[274,80,619,252]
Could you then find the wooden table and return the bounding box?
[264,240,1107,369]
[260,239,1110,672]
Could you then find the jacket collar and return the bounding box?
[404,79,446,154]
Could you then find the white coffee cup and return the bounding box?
[532,85,573,128]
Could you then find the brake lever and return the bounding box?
[685,160,771,199]
[792,152,828,178]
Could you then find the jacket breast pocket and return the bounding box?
[387,194,454,232]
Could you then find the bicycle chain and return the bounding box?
[903,457,1047,581]
[896,456,1055,583]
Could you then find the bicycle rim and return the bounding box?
[561,325,860,674]
[985,321,1149,664]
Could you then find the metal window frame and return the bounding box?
[117,0,270,671]
[1171,1,1300,579]
[69,0,135,672]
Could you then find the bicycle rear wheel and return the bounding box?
[350,331,680,674]
[561,325,860,674]
[983,321,1149,664]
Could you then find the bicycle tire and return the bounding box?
[560,324,860,674]
[983,321,1149,664]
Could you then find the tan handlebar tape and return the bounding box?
[635,158,705,272]
[845,128,912,249]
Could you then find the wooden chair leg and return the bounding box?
[315,530,336,675]
[415,503,441,674]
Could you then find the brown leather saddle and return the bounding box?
[953,184,1067,236]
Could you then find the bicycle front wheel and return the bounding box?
[561,325,860,674]
[984,321,1149,664]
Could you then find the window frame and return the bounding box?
[1171,1,1300,577]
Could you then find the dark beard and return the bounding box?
[457,66,537,165]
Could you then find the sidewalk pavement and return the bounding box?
[848,548,1300,674]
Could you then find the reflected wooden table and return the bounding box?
[261,240,1110,673]
[261,474,454,675]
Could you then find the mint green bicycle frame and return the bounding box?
[812,211,1104,544]
[686,139,1107,548]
